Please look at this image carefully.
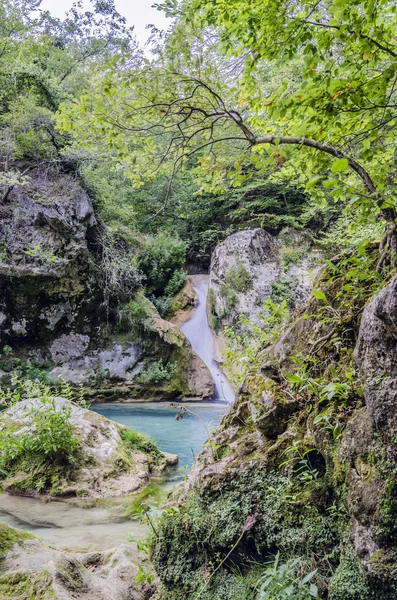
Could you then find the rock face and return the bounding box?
[0,523,154,599]
[150,257,397,600]
[354,274,397,431]
[209,228,314,329]
[0,167,101,344]
[0,397,177,498]
[0,166,213,401]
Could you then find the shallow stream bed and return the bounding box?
[0,401,228,551]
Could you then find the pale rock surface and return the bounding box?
[209,228,314,329]
[0,523,154,599]
[1,397,177,498]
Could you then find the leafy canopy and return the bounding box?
[58,0,397,236]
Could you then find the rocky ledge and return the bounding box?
[0,397,177,498]
[0,523,154,600]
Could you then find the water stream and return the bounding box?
[0,275,233,552]
[181,275,235,404]
[0,402,228,551]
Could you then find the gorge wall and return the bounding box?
[151,248,397,600]
[0,166,213,401]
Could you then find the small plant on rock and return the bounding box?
[256,553,319,600]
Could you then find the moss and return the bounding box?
[0,524,35,561]
[152,469,338,597]
[329,545,371,600]
[118,425,167,471]
[55,557,89,593]
[0,571,56,600]
[224,262,253,293]
[271,276,296,308]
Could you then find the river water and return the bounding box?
[0,275,233,552]
[181,275,235,404]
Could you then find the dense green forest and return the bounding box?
[1,0,397,598]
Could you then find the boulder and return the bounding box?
[0,397,176,498]
[354,274,397,431]
[209,228,314,330]
[0,167,101,344]
[0,523,154,599]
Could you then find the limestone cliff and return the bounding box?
[209,228,317,330]
[0,166,213,401]
[151,247,397,600]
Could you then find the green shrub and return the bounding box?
[165,270,186,297]
[271,277,296,308]
[152,469,338,598]
[225,261,253,293]
[119,428,160,456]
[328,546,370,600]
[220,284,238,308]
[0,393,81,492]
[256,554,319,599]
[136,360,177,384]
[137,233,187,294]
[224,299,289,385]
[281,247,303,271]
[150,295,173,317]
[117,291,155,330]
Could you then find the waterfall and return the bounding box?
[181,275,235,404]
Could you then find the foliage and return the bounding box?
[271,277,296,309]
[0,0,138,169]
[136,233,187,295]
[136,360,177,385]
[225,261,253,293]
[101,232,143,308]
[117,290,155,331]
[224,299,289,386]
[256,554,319,600]
[0,387,81,492]
[119,427,161,458]
[152,468,338,598]
[328,545,371,600]
[281,248,303,272]
[58,0,397,265]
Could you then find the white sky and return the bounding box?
[39,0,171,45]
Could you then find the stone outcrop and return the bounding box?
[151,255,397,599]
[209,228,314,329]
[0,523,154,599]
[0,167,101,344]
[0,167,213,401]
[0,397,177,498]
[354,274,397,431]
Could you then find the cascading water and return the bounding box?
[181,275,235,404]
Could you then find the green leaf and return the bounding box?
[313,290,328,303]
[331,158,349,172]
[306,176,323,190]
[285,374,303,383]
[323,179,338,189]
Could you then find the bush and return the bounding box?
[136,360,177,384]
[150,295,173,317]
[220,284,238,308]
[102,234,143,305]
[117,291,155,331]
[0,391,81,492]
[256,554,319,600]
[164,270,186,297]
[136,233,187,294]
[271,277,296,308]
[119,427,160,456]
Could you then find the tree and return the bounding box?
[57,0,397,265]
